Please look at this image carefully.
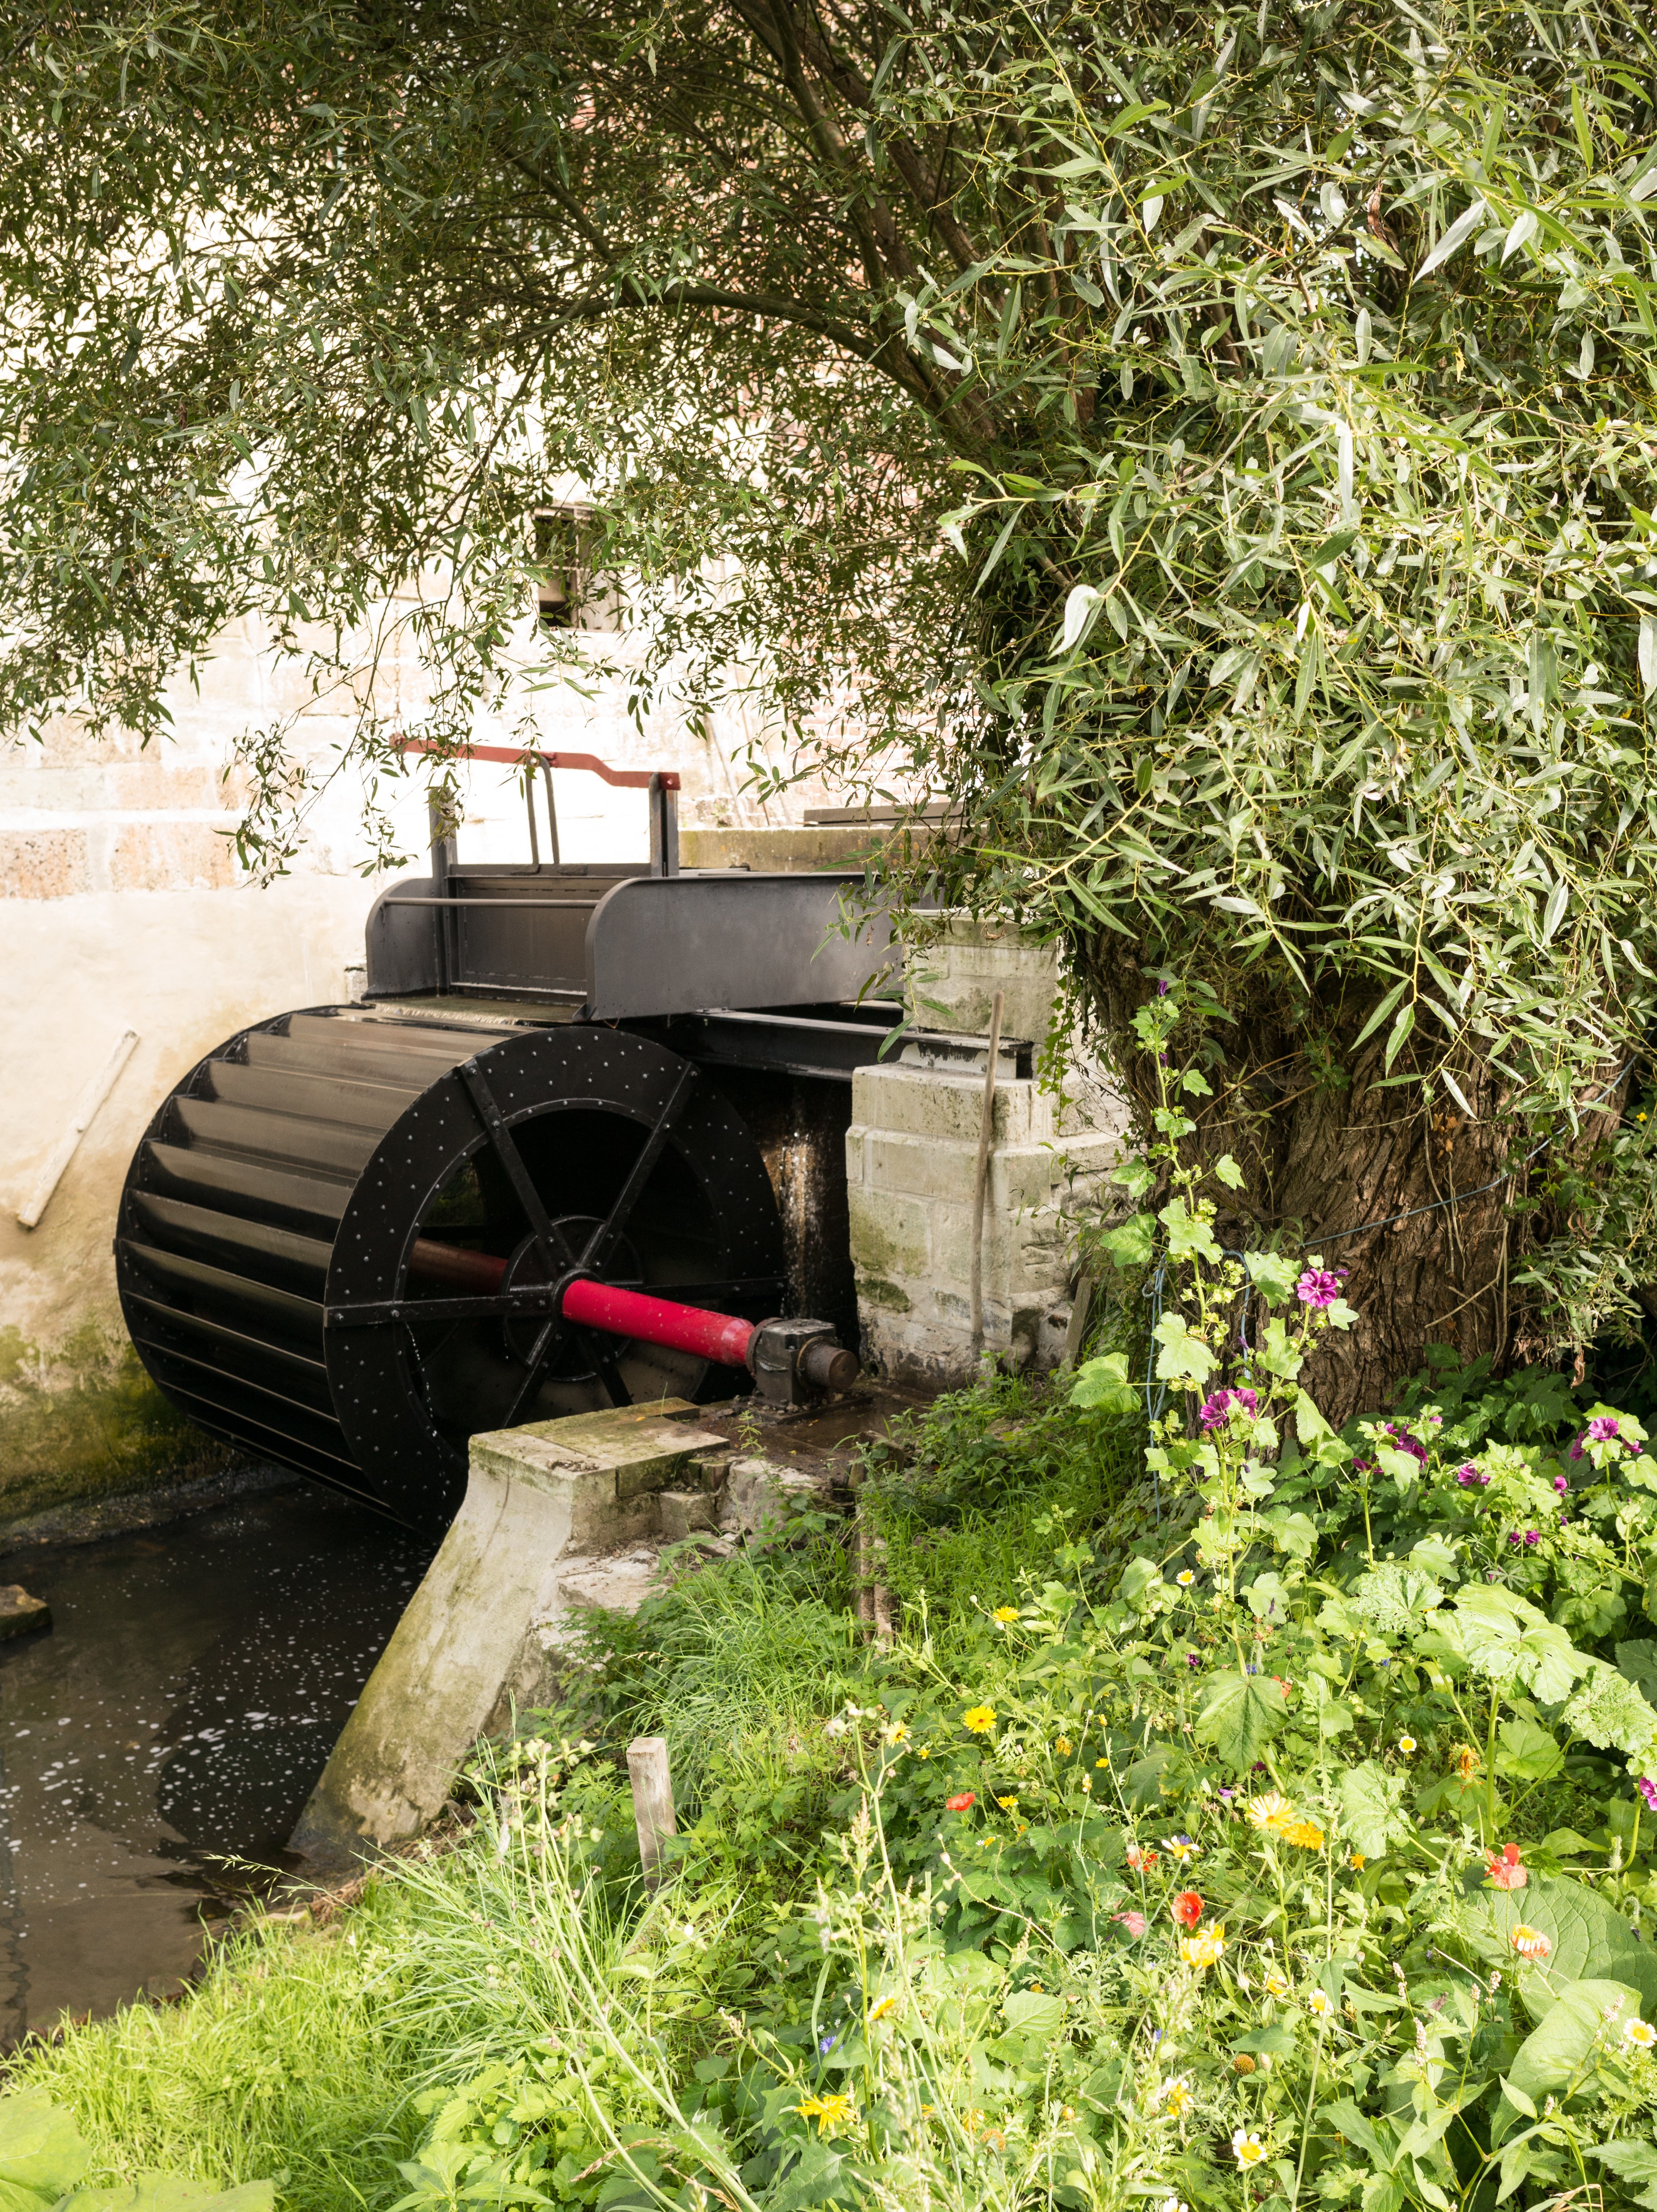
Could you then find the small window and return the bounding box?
[532,508,623,633]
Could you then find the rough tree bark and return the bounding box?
[1088,945,1625,1428]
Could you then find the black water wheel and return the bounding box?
[116,1010,784,1534]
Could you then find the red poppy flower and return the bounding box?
[1172,1889,1204,1929]
[1486,1843,1527,1891]
[1125,1843,1159,1873]
[945,1792,975,1812]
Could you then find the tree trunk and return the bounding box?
[1266,1039,1511,1425]
[1086,945,1623,1429]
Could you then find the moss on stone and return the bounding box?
[0,1324,235,1531]
[854,1275,914,1314]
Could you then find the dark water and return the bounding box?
[0,1484,431,2040]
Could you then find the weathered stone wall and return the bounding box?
[845,919,1127,1387]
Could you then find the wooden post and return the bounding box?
[968,989,1007,1358]
[1061,1274,1097,1370]
[626,1736,676,1890]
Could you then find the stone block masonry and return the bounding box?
[846,1057,1124,1388]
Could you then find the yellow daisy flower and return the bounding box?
[992,1606,1020,1624]
[1245,1791,1291,1830]
[795,2093,853,2136]
[963,1705,997,1734]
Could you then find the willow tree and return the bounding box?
[4,0,1657,1414]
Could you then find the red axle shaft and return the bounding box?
[408,1238,755,1368]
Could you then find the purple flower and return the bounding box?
[820,2033,840,2055]
[1507,1531,1522,1548]
[1588,1416,1621,1443]
[1297,1268,1344,1309]
[1200,1387,1259,1430]
[1186,1652,1201,1668]
[1456,1463,1491,1489]
[1569,1435,1586,1460]
[1523,1529,1541,1548]
[1553,1475,1569,1495]
[1157,980,1171,997]
[1384,1423,1429,1465]
[1637,1777,1657,1813]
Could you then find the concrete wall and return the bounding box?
[846,920,1127,1387]
[0,603,863,1535]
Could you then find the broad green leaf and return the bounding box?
[1558,1660,1657,1758]
[1212,1151,1245,1189]
[1100,1211,1156,1268]
[1254,1316,1303,1380]
[1318,2099,1386,2165]
[1473,1877,1657,2014]
[1069,1350,1141,1414]
[1508,1979,1641,2102]
[1193,1670,1287,1769]
[1453,1586,1586,1704]
[1495,1717,1563,1782]
[1264,1508,1316,1561]
[1002,1990,1065,2037]
[1589,2141,1657,2212]
[1349,1563,1443,1636]
[1152,1313,1217,1384]
[1157,1197,1221,1262]
[1338,1762,1411,1860]
[1616,1637,1657,1701]
[0,2097,89,2204]
[1408,1534,1460,1580]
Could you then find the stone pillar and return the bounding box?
[845,1050,1123,1388]
[290,1402,727,1864]
[846,916,1124,1388]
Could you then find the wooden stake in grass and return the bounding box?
[968,988,1006,1360]
[626,1736,676,1890]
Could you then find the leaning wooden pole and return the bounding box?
[968,989,1007,1360]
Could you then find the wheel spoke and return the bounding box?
[580,1064,699,1272]
[458,1058,577,1274]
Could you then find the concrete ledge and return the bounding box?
[290,1402,728,1863]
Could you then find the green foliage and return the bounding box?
[0,2095,270,2212]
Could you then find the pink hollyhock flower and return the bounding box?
[1553,1475,1569,1494]
[1588,1416,1621,1442]
[1113,1911,1147,1938]
[1296,1268,1344,1309]
[1199,1387,1258,1430]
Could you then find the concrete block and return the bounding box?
[906,916,1061,1043]
[290,1401,721,1860]
[851,1064,1048,1146]
[847,1184,931,1278]
[721,1455,838,1539]
[659,1488,718,1540]
[863,1128,980,1205]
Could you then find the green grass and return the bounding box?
[6,1905,423,2208]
